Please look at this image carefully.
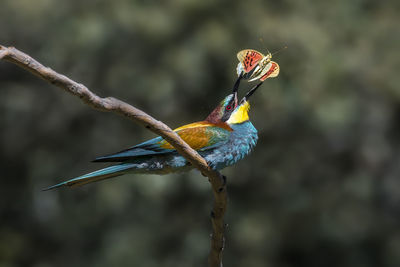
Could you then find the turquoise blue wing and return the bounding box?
[93,123,232,163]
[93,136,174,162]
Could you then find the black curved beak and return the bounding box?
[232,74,243,107]
[232,72,243,94]
[240,82,263,104]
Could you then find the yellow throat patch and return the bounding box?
[227,101,250,124]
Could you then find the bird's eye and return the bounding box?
[226,105,232,111]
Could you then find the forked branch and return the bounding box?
[0,45,227,267]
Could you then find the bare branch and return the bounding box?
[0,44,227,267]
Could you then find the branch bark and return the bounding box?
[0,45,227,267]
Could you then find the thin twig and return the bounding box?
[0,45,228,267]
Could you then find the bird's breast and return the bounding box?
[202,121,258,170]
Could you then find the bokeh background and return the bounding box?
[1,0,400,266]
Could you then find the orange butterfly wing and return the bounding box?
[237,49,264,73]
[260,61,280,81]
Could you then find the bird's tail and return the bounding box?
[43,163,136,190]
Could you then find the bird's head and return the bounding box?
[205,76,241,123]
[226,82,262,125]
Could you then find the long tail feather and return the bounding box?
[43,163,136,190]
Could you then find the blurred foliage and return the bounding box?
[1,0,400,266]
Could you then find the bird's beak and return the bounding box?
[240,82,263,104]
[232,74,242,107]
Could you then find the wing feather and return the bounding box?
[93,122,232,162]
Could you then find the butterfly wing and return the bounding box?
[259,61,280,81]
[248,61,280,82]
[237,62,256,79]
[237,49,264,73]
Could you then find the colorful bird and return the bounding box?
[44,77,260,190]
[236,49,280,82]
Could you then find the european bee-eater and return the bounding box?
[44,77,258,190]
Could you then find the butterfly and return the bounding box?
[236,49,280,82]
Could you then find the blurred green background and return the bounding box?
[1,0,400,266]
